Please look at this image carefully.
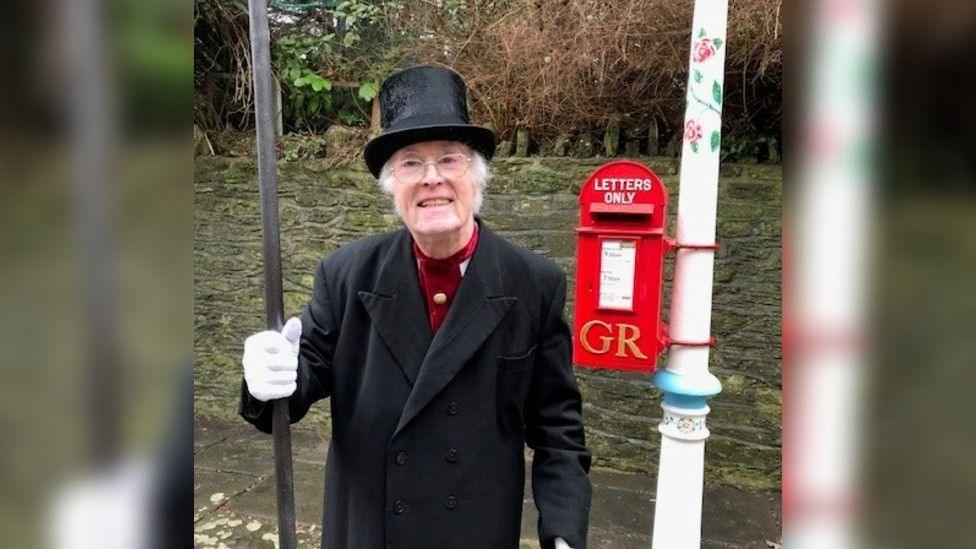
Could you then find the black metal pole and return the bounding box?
[66,0,120,469]
[245,0,297,547]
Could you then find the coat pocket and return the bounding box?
[497,345,537,374]
[496,345,536,426]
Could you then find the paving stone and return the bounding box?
[195,418,237,454]
[225,457,325,528]
[701,486,782,548]
[195,426,274,475]
[194,468,262,519]
[587,468,655,533]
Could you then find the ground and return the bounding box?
[194,419,781,548]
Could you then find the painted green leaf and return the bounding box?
[694,69,703,83]
[712,81,723,105]
[713,38,724,49]
[710,131,721,153]
[690,141,699,153]
[698,28,707,38]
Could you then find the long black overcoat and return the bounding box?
[240,221,592,549]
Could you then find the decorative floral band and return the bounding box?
[662,413,704,433]
[660,409,709,440]
[684,27,726,155]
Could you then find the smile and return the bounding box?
[417,198,453,208]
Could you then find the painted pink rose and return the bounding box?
[684,120,703,143]
[693,38,716,63]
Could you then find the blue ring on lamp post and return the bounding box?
[653,370,722,409]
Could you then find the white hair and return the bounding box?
[378,149,491,214]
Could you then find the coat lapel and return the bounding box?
[358,229,432,385]
[394,224,517,436]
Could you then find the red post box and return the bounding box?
[573,160,668,372]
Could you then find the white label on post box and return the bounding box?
[599,240,636,310]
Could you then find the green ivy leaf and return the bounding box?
[311,78,326,92]
[293,75,309,87]
[712,81,723,105]
[358,82,379,102]
[693,69,703,83]
[710,131,721,153]
[712,38,724,49]
[690,141,699,153]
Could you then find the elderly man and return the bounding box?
[240,64,591,549]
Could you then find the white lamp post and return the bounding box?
[651,1,729,547]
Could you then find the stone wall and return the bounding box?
[194,156,781,488]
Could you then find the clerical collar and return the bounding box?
[412,224,479,333]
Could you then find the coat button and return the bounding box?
[447,402,460,415]
[395,451,408,466]
[433,292,447,305]
[393,499,406,514]
[444,495,457,509]
[445,448,458,463]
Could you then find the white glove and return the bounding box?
[51,459,152,549]
[242,317,302,402]
[554,537,573,549]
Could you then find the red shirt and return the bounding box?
[413,225,479,333]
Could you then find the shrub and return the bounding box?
[403,0,782,145]
[195,0,782,152]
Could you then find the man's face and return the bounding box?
[388,140,478,239]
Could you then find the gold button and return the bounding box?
[433,292,447,305]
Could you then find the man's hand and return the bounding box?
[554,537,573,549]
[242,317,302,402]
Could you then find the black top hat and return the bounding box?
[363,64,496,178]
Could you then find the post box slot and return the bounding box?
[589,203,655,216]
